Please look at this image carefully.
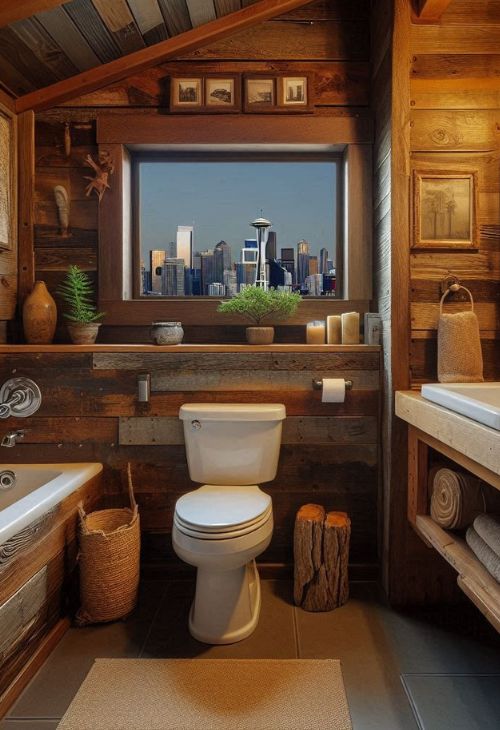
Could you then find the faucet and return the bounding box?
[1,429,25,447]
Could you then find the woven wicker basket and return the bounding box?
[76,463,140,625]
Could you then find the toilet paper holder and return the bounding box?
[312,379,353,391]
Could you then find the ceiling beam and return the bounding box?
[15,0,316,113]
[412,0,454,23]
[0,1,68,28]
[0,87,16,112]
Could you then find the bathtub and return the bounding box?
[0,463,102,546]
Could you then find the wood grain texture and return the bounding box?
[64,0,122,64]
[35,5,102,71]
[119,415,378,446]
[0,351,380,570]
[0,1,69,27]
[15,0,320,111]
[61,60,370,108]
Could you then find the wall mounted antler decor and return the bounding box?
[84,151,114,202]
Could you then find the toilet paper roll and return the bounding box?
[321,378,346,403]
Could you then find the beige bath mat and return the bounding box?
[57,658,352,730]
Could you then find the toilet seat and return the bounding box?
[174,485,272,539]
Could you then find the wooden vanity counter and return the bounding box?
[396,391,500,632]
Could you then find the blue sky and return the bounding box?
[139,161,337,265]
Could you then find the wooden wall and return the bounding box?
[0,96,17,342]
[409,0,500,386]
[14,0,373,344]
[0,347,381,576]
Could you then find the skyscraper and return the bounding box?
[176,225,193,269]
[161,258,185,296]
[167,241,176,258]
[309,256,318,276]
[280,247,295,285]
[319,248,329,274]
[297,240,310,287]
[200,250,215,295]
[214,240,232,282]
[235,262,257,291]
[266,231,277,261]
[150,250,165,293]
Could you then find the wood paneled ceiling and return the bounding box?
[0,0,333,102]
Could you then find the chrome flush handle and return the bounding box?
[191,420,201,431]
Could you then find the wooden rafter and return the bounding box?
[15,0,316,113]
[413,0,454,22]
[0,0,68,28]
[0,86,15,111]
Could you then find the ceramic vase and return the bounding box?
[67,323,101,345]
[23,281,57,344]
[246,326,274,345]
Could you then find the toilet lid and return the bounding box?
[174,485,271,532]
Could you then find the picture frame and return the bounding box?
[204,75,241,112]
[412,169,479,250]
[0,104,16,253]
[243,75,276,113]
[170,77,203,111]
[278,74,313,112]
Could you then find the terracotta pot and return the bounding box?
[246,326,274,345]
[23,281,57,344]
[67,322,101,345]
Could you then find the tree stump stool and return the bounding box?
[293,504,351,611]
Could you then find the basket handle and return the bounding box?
[78,500,91,535]
[440,284,474,314]
[127,462,138,515]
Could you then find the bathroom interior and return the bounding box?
[0,0,499,728]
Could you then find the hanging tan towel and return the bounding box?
[474,514,500,559]
[430,468,485,529]
[437,286,483,383]
[466,527,500,583]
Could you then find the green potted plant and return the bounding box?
[57,265,105,345]
[218,286,301,344]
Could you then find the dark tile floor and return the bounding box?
[2,580,500,729]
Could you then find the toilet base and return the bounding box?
[189,560,261,644]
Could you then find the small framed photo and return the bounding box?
[279,75,311,111]
[412,169,479,249]
[205,75,241,112]
[170,78,203,110]
[244,75,276,112]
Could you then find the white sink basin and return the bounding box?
[421,383,500,431]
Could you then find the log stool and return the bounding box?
[293,504,351,611]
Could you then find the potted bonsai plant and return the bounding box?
[218,286,301,344]
[57,265,105,345]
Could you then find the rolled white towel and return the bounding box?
[430,468,484,529]
[473,513,500,559]
[466,527,500,583]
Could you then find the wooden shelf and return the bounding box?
[0,344,381,354]
[415,516,500,633]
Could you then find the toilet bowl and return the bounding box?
[172,404,286,644]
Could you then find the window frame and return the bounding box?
[97,114,372,326]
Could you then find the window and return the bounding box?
[97,114,372,326]
[132,152,342,299]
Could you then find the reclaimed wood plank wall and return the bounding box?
[0,350,381,576]
[18,0,372,344]
[409,0,500,385]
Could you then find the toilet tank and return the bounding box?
[179,403,286,485]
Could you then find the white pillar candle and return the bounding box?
[341,312,360,344]
[306,320,326,345]
[326,315,342,344]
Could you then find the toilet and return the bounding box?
[172,403,286,645]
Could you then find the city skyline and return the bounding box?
[139,160,337,265]
[141,227,336,297]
